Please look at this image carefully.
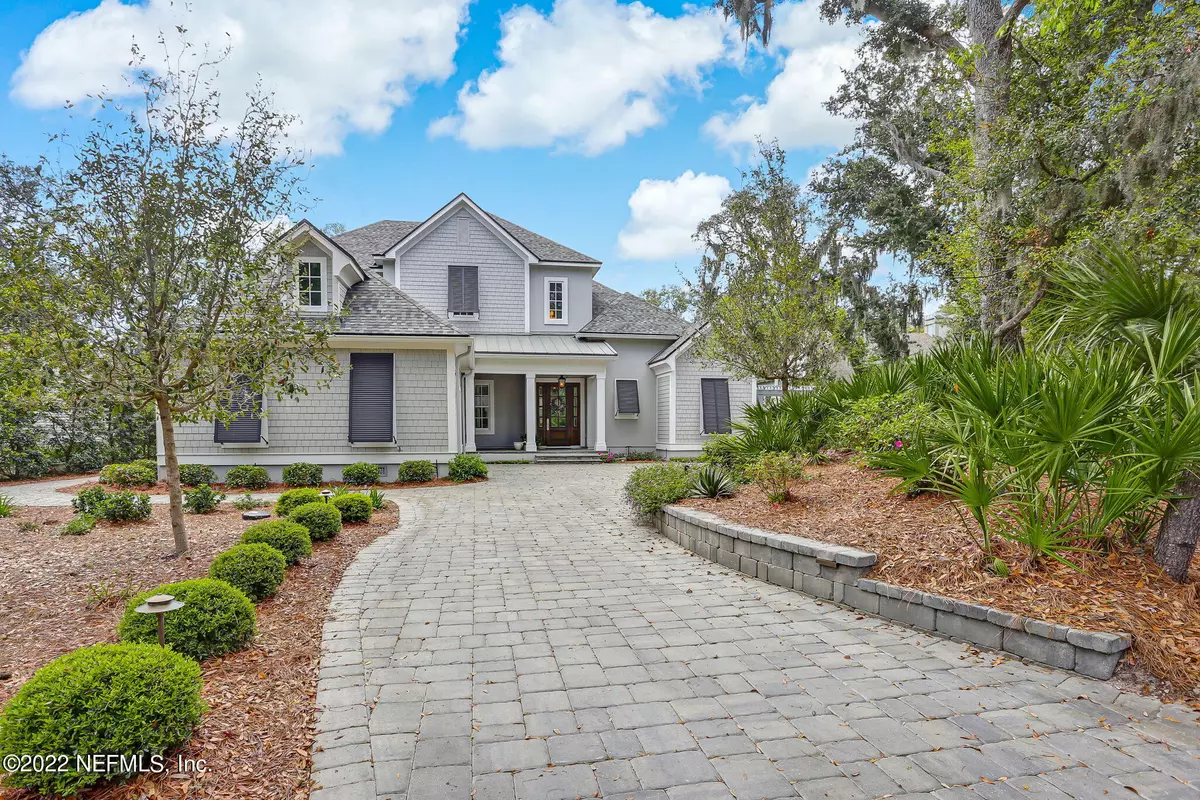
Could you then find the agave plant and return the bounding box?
[690,465,736,499]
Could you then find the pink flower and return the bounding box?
[894,439,904,449]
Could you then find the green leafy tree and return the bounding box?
[639,284,694,317]
[691,141,847,392]
[6,50,339,555]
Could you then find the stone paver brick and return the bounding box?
[302,464,1200,800]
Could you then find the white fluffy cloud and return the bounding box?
[617,170,731,260]
[430,0,733,155]
[11,0,469,155]
[705,1,860,150]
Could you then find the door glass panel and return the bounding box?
[549,385,567,428]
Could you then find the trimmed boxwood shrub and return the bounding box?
[240,520,312,565]
[97,490,152,522]
[448,453,488,482]
[178,463,217,486]
[275,487,323,517]
[99,461,157,487]
[0,643,205,796]
[342,461,381,485]
[224,464,269,490]
[288,502,342,541]
[282,462,323,487]
[623,463,691,515]
[396,459,437,482]
[331,493,372,523]
[209,543,287,602]
[183,484,225,514]
[118,579,256,660]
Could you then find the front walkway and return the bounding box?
[313,464,1200,800]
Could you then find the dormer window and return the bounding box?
[298,258,327,311]
[545,277,567,325]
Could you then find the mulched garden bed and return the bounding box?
[681,458,1200,700]
[0,502,398,799]
[0,471,98,487]
[58,477,484,495]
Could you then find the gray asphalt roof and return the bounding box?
[649,322,706,363]
[580,283,688,338]
[333,210,599,266]
[337,276,466,337]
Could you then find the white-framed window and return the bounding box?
[545,277,567,325]
[297,257,327,310]
[474,379,495,435]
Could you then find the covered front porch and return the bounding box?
[460,335,616,455]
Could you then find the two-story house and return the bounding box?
[166,194,754,480]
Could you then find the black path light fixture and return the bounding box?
[134,594,185,647]
[320,488,333,503]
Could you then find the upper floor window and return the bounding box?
[545,277,567,325]
[298,258,326,310]
[448,265,479,317]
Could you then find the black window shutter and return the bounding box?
[214,377,262,444]
[448,266,479,313]
[349,353,394,443]
[615,380,640,414]
[701,378,731,434]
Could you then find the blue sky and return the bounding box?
[0,0,864,296]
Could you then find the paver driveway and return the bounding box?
[313,464,1200,800]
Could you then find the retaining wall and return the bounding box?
[656,504,1132,680]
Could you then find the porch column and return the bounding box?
[464,371,477,452]
[525,372,537,452]
[594,374,607,452]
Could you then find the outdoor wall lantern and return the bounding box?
[320,489,333,503]
[134,594,185,647]
[557,375,566,388]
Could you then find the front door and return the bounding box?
[537,382,580,447]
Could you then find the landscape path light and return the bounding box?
[320,489,333,503]
[134,594,185,647]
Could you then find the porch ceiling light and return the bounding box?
[557,375,566,388]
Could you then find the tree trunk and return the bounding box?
[968,0,1020,347]
[1156,471,1200,582]
[781,377,790,395]
[154,393,190,556]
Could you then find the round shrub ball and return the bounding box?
[288,501,342,542]
[282,461,323,487]
[331,492,373,523]
[118,578,256,660]
[208,543,287,602]
[448,452,488,482]
[395,459,436,483]
[178,463,217,486]
[240,520,313,565]
[224,464,269,490]
[0,643,205,796]
[342,461,381,485]
[275,487,323,517]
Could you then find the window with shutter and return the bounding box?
[701,378,731,434]
[615,379,640,417]
[448,265,479,315]
[349,353,394,443]
[214,377,263,444]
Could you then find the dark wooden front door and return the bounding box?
[537,382,580,447]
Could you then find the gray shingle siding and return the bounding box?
[172,348,449,460]
[395,210,526,334]
[672,348,752,448]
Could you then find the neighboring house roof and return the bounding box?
[649,322,706,364]
[580,283,688,338]
[473,335,616,357]
[338,276,467,337]
[333,202,600,267]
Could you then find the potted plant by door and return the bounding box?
[514,434,526,451]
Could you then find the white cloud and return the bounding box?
[617,170,731,260]
[705,1,860,151]
[430,0,733,155]
[11,0,469,155]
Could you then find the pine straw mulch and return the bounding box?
[0,502,398,800]
[681,459,1200,701]
[58,477,483,495]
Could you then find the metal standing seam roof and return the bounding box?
[473,335,617,357]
